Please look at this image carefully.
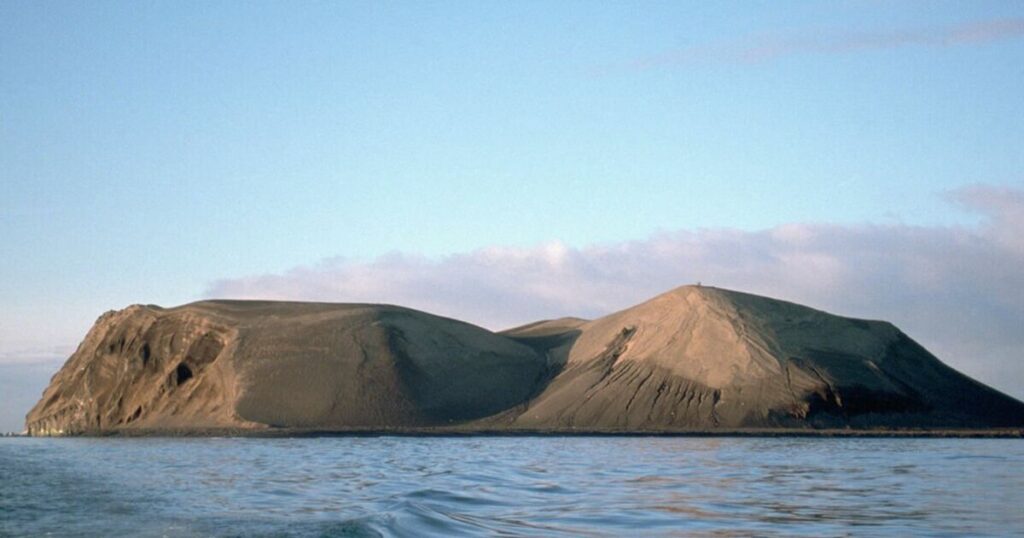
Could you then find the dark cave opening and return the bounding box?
[175,363,193,385]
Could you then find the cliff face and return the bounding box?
[26,286,1024,435]
[26,305,242,435]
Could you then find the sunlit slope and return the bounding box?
[504,286,1024,429]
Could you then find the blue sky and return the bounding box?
[2,2,1024,431]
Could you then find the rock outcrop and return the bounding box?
[26,286,1024,435]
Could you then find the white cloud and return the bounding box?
[207,184,1024,400]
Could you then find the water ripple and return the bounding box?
[1,437,1022,537]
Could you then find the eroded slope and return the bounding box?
[502,286,1024,430]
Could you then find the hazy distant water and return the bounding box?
[1,437,1022,537]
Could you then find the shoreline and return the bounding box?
[16,427,1024,439]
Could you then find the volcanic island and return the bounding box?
[25,285,1024,436]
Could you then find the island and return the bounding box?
[25,285,1024,436]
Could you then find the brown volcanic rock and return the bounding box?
[25,301,547,435]
[26,287,1024,435]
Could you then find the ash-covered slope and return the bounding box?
[26,286,1024,435]
[25,301,547,435]
[501,286,1024,430]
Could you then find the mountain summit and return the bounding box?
[26,286,1024,435]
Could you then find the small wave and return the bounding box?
[2,437,1021,537]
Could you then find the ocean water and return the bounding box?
[1,437,1022,537]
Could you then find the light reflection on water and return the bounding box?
[1,437,1022,537]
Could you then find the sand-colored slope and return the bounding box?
[504,286,1024,430]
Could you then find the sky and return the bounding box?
[2,2,1023,432]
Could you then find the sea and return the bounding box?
[1,436,1022,537]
